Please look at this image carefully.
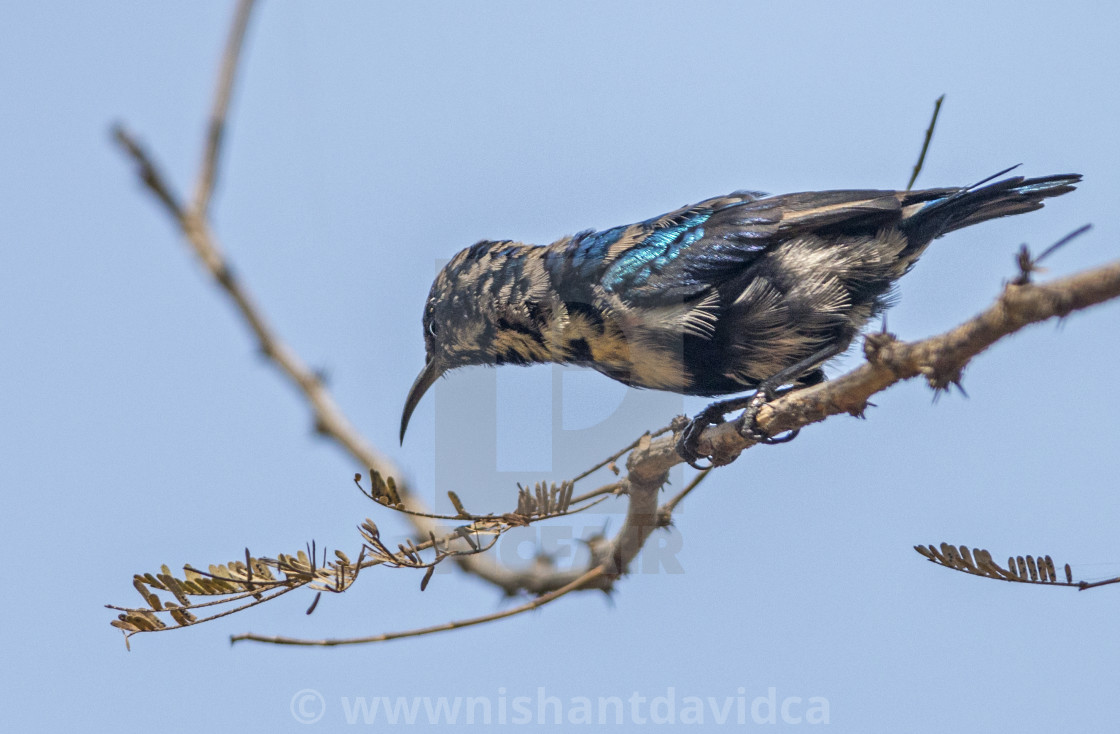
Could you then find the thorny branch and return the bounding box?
[111,3,1120,647]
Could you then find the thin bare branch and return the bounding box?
[112,127,185,222]
[230,564,607,646]
[907,94,944,190]
[568,481,624,506]
[659,468,712,519]
[1078,576,1120,590]
[569,423,673,484]
[194,0,256,217]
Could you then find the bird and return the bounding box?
[399,169,1080,466]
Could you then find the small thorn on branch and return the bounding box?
[1013,224,1093,285]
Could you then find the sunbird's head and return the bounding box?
[400,239,555,443]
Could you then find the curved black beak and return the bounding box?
[400,359,442,444]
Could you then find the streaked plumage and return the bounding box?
[400,172,1080,459]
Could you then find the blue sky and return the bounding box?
[3,2,1118,731]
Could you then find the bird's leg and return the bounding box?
[734,344,844,443]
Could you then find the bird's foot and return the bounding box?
[734,389,800,445]
[675,402,738,469]
[675,388,802,468]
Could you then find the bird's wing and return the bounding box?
[592,187,956,306]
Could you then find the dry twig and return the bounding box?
[231,564,607,647]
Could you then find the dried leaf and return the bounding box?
[421,566,435,591]
[447,491,470,519]
[385,475,401,505]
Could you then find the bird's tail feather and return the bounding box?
[901,171,1081,243]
